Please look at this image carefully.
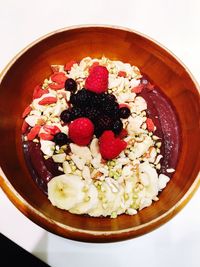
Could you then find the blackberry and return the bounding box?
[98,93,116,105]
[85,107,100,122]
[94,115,113,137]
[103,101,119,118]
[54,132,69,146]
[60,109,72,123]
[65,78,77,93]
[70,107,85,120]
[112,119,123,135]
[104,93,116,103]
[90,93,102,107]
[119,107,131,119]
[70,89,92,107]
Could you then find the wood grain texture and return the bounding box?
[0,25,199,242]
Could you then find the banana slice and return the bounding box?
[69,184,98,214]
[139,162,159,199]
[47,174,85,210]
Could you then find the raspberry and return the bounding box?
[118,128,128,138]
[99,130,127,160]
[68,117,94,146]
[85,66,108,94]
[88,62,99,73]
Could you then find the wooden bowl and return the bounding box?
[0,25,199,242]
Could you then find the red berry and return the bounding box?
[64,60,76,71]
[131,84,144,93]
[38,97,57,105]
[22,105,32,118]
[33,85,49,99]
[39,133,54,141]
[146,118,155,132]
[51,65,60,73]
[88,62,99,73]
[119,103,130,109]
[43,125,61,135]
[21,121,29,134]
[49,82,65,90]
[99,130,127,160]
[118,71,126,77]
[85,66,108,94]
[51,72,67,84]
[27,125,41,141]
[68,117,94,146]
[118,128,128,139]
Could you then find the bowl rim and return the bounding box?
[0,24,200,242]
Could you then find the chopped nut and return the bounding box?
[156,142,162,148]
[166,168,175,173]
[156,163,161,170]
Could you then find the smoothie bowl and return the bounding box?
[0,25,199,242]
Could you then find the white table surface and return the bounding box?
[0,0,200,266]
